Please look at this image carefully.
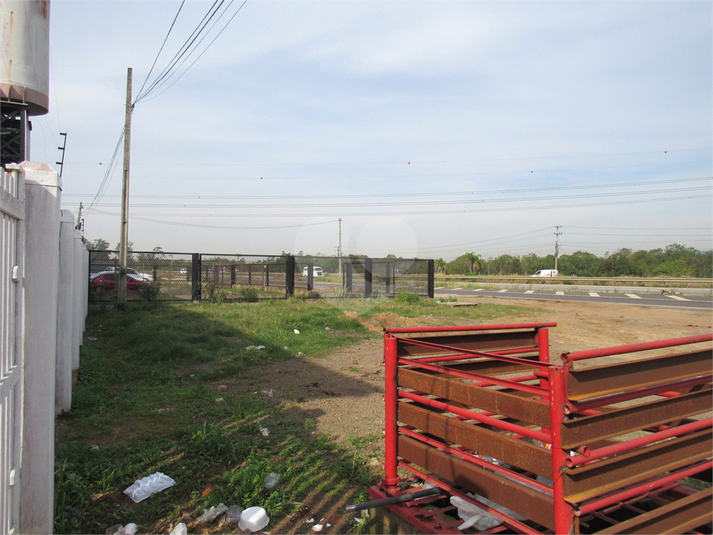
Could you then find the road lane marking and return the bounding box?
[625,294,642,299]
[589,292,601,297]
[556,291,564,296]
[525,290,534,294]
[472,288,483,292]
[498,289,508,293]
[666,295,691,301]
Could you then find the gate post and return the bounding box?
[427,259,435,298]
[191,253,201,301]
[364,258,372,298]
[285,256,295,297]
[345,262,353,294]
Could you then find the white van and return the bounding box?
[532,269,558,277]
[302,266,324,277]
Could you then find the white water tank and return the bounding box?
[0,0,50,115]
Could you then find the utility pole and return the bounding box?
[338,218,343,281]
[554,225,562,271]
[118,67,133,305]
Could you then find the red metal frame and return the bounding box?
[378,324,713,534]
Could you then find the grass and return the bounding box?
[56,296,531,534]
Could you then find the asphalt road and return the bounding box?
[434,286,713,310]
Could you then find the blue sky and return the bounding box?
[30,0,712,260]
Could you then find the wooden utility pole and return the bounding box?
[118,67,133,305]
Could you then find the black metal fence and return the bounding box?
[88,251,434,303]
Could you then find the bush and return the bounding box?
[394,291,421,304]
[137,281,161,302]
[238,286,259,302]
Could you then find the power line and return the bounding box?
[135,0,187,101]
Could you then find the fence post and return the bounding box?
[364,258,372,298]
[307,262,314,292]
[385,262,391,295]
[345,262,353,294]
[230,265,236,287]
[55,210,75,415]
[285,256,295,297]
[427,259,435,298]
[191,253,201,301]
[21,162,61,534]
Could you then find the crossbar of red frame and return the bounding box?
[384,322,557,334]
[399,425,553,494]
[571,374,711,412]
[397,337,558,368]
[399,389,552,443]
[399,356,548,397]
[565,417,713,468]
[412,345,539,364]
[574,459,713,516]
[561,333,712,362]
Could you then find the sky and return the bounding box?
[27,0,713,261]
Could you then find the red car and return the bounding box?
[91,273,150,293]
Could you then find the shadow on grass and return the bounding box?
[56,302,381,534]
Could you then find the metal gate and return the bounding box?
[0,168,24,535]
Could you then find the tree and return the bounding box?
[86,238,110,251]
[558,251,601,277]
[435,258,447,274]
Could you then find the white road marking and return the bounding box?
[498,289,508,293]
[472,288,483,292]
[625,294,642,299]
[525,290,534,294]
[666,295,691,301]
[556,291,564,296]
[589,292,601,297]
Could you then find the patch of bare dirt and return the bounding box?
[225,297,712,458]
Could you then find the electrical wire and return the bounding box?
[85,129,125,214]
[135,0,187,102]
[138,0,249,104]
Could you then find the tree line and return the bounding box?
[86,239,711,278]
[440,244,712,278]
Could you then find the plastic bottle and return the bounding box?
[264,472,280,489]
[226,505,243,523]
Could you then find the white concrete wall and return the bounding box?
[55,210,75,414]
[72,229,87,373]
[19,161,61,535]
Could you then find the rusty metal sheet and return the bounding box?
[396,330,537,357]
[399,367,550,428]
[398,434,556,530]
[595,487,712,535]
[398,402,552,478]
[566,349,712,401]
[562,429,712,503]
[560,390,713,449]
[402,357,541,379]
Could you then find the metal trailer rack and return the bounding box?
[375,323,712,534]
